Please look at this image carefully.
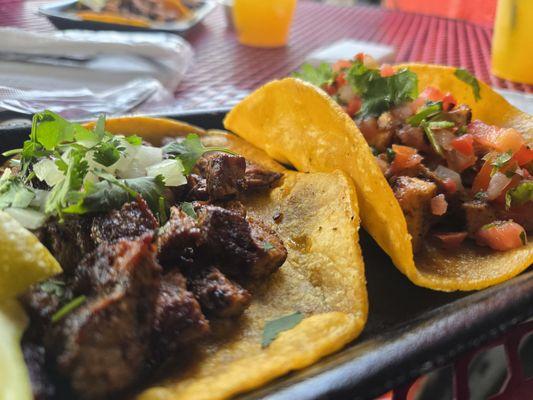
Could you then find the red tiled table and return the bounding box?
[1,0,532,113]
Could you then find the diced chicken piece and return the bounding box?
[392,176,437,252]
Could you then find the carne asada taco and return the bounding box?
[224,60,533,292]
[0,113,367,399]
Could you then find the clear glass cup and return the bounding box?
[233,0,298,48]
[491,0,533,84]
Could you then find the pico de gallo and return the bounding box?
[294,54,532,252]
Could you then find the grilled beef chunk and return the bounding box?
[46,235,161,400]
[151,270,209,361]
[157,207,203,268]
[186,174,209,201]
[197,205,287,279]
[443,104,472,127]
[41,217,94,273]
[202,153,246,200]
[463,200,533,236]
[187,266,251,318]
[90,197,158,245]
[244,161,282,191]
[22,342,56,400]
[392,176,437,252]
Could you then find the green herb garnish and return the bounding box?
[421,123,444,156]
[261,312,304,348]
[180,201,197,219]
[162,134,232,175]
[40,279,66,297]
[51,295,86,323]
[454,68,481,101]
[505,181,533,209]
[292,63,334,87]
[386,147,396,162]
[491,151,513,170]
[262,241,274,251]
[406,102,443,126]
[158,196,168,225]
[427,120,455,129]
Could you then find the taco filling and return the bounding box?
[1,112,289,399]
[294,55,532,253]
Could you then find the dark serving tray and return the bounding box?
[1,110,532,400]
[39,0,217,35]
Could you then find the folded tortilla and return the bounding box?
[224,65,533,291]
[98,117,368,400]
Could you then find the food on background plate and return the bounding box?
[0,113,367,399]
[76,0,198,26]
[224,60,533,291]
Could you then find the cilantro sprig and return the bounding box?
[454,68,481,101]
[505,181,533,209]
[292,62,333,87]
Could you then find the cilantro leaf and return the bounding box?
[406,102,443,126]
[491,151,513,170]
[262,312,304,348]
[422,123,444,156]
[292,63,333,87]
[427,120,455,129]
[40,279,66,297]
[92,141,121,167]
[51,295,86,323]
[0,177,35,210]
[33,110,96,150]
[505,181,533,209]
[125,135,142,146]
[162,134,231,175]
[454,68,481,101]
[180,201,197,219]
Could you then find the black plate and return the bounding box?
[39,0,217,35]
[1,110,532,400]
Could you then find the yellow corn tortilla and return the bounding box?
[98,117,368,400]
[223,65,533,292]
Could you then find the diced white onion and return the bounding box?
[33,159,64,187]
[4,207,46,230]
[486,172,511,200]
[434,165,464,191]
[29,189,49,211]
[146,159,186,187]
[0,168,12,181]
[117,145,163,179]
[338,84,356,104]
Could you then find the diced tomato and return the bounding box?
[442,93,457,111]
[469,120,525,153]
[323,83,337,95]
[513,145,533,166]
[442,178,457,194]
[451,134,474,156]
[344,96,362,117]
[430,194,448,216]
[354,53,365,62]
[472,153,495,193]
[476,220,526,251]
[389,144,423,174]
[333,60,352,72]
[420,86,445,102]
[380,64,395,77]
[335,72,347,87]
[433,231,468,249]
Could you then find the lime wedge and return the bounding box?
[0,211,61,301]
[0,299,32,400]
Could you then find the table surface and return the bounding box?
[1,0,532,113]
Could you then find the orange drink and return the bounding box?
[233,0,297,48]
[491,0,533,84]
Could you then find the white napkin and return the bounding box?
[0,28,194,118]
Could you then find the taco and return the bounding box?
[224,58,533,291]
[0,113,367,399]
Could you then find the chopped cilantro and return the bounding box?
[125,135,142,146]
[180,201,197,219]
[474,191,487,201]
[261,312,304,348]
[162,134,232,175]
[51,295,86,323]
[427,120,455,129]
[454,68,481,101]
[158,196,168,225]
[292,63,334,87]
[92,141,122,167]
[520,231,527,245]
[386,147,396,162]
[262,241,274,251]
[406,102,443,126]
[505,181,533,209]
[491,151,513,170]
[40,279,65,297]
[421,123,444,156]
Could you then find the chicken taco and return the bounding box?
[224,58,532,291]
[0,113,367,399]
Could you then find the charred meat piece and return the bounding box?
[90,197,158,245]
[157,207,204,267]
[185,173,209,201]
[244,161,283,191]
[192,153,246,200]
[151,270,209,361]
[40,217,94,273]
[443,104,472,127]
[392,176,437,252]
[22,341,56,400]
[187,266,251,318]
[46,235,161,400]
[463,200,533,236]
[197,205,287,279]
